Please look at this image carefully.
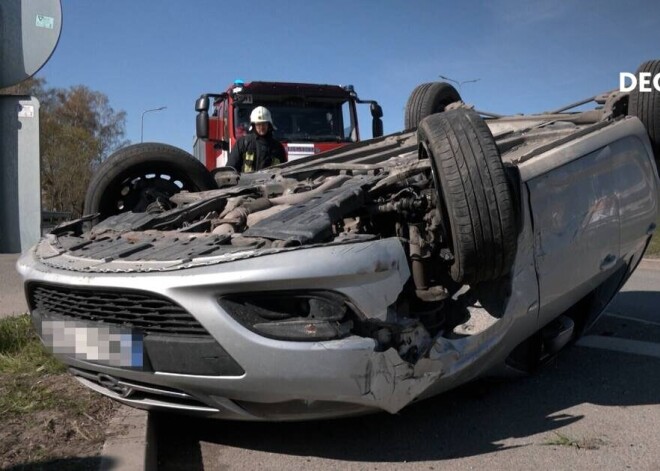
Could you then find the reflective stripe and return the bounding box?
[243,152,255,173]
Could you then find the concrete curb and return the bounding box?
[639,257,660,270]
[99,406,156,471]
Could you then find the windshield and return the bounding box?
[234,98,355,143]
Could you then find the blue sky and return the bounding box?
[37,0,660,153]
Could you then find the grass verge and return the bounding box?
[0,315,66,414]
[0,314,119,470]
[644,216,660,258]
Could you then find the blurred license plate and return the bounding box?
[40,318,143,368]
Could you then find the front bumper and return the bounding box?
[20,238,428,420]
[18,236,537,420]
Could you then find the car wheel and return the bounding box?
[418,109,517,285]
[83,143,217,222]
[404,82,462,130]
[628,59,660,175]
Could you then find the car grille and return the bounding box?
[28,283,209,336]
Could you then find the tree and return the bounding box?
[1,77,128,216]
[0,76,46,96]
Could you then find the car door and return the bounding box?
[615,137,659,263]
[528,144,622,327]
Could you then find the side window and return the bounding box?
[342,101,356,142]
[220,100,230,141]
[217,100,227,140]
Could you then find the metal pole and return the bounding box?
[140,106,167,142]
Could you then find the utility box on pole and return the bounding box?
[0,96,41,253]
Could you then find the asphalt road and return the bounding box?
[154,263,660,471]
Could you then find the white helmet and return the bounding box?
[250,106,275,129]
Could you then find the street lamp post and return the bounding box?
[140,106,167,142]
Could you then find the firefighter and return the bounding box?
[227,106,286,173]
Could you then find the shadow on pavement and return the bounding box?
[155,343,660,466]
[606,290,660,318]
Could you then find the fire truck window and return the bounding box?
[218,100,228,139]
[235,102,352,143]
[342,101,356,142]
[234,107,250,138]
[272,111,291,134]
[302,112,330,136]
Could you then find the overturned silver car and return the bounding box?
[18,62,660,420]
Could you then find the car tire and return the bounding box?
[405,82,462,130]
[418,109,517,285]
[628,59,660,174]
[83,143,217,222]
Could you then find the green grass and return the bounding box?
[0,315,68,416]
[544,432,580,448]
[647,230,660,258]
[0,314,34,354]
[542,432,605,450]
[0,314,64,374]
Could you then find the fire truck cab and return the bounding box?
[194,81,383,170]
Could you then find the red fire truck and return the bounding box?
[194,81,384,170]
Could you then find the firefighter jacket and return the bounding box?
[227,131,286,173]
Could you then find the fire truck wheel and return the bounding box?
[405,82,462,130]
[83,142,217,222]
[628,59,660,176]
[417,109,517,285]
